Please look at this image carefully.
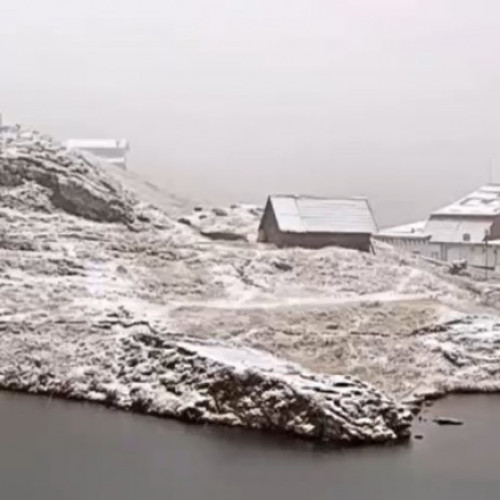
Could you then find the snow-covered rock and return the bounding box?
[179,204,262,242]
[0,321,411,443]
[0,129,135,223]
[413,314,500,395]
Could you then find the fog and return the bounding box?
[1,0,500,226]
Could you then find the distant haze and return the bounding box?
[2,0,500,227]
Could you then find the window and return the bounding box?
[463,233,471,242]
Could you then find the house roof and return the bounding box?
[266,195,377,234]
[65,139,129,151]
[433,184,500,217]
[425,217,492,243]
[376,220,428,238]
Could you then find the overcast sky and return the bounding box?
[1,0,500,226]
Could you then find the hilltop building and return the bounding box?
[65,139,129,169]
[258,195,377,252]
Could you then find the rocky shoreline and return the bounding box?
[0,324,412,444]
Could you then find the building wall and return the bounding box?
[489,216,500,240]
[440,242,499,269]
[257,201,281,244]
[84,147,127,158]
[376,234,500,270]
[66,144,128,169]
[84,147,128,169]
[442,244,468,262]
[374,235,434,257]
[277,232,372,251]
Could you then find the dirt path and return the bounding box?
[169,291,432,311]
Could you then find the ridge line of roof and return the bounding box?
[268,194,369,201]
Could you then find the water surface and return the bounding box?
[0,392,498,500]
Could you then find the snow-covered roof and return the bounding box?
[65,139,129,151]
[433,184,500,217]
[267,195,377,234]
[425,217,492,243]
[377,220,428,238]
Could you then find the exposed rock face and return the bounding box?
[0,128,134,223]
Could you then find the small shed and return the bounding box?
[258,195,378,251]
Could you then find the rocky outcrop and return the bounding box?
[181,204,263,243]
[0,323,411,443]
[0,128,134,223]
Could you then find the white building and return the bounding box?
[65,138,129,169]
[425,184,500,244]
[375,184,500,270]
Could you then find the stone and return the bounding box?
[212,208,228,217]
[433,417,464,426]
[177,217,192,226]
[200,231,248,242]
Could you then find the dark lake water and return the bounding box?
[1,391,499,500]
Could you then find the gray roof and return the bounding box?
[267,195,377,234]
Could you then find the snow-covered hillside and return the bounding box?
[1,125,500,443]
